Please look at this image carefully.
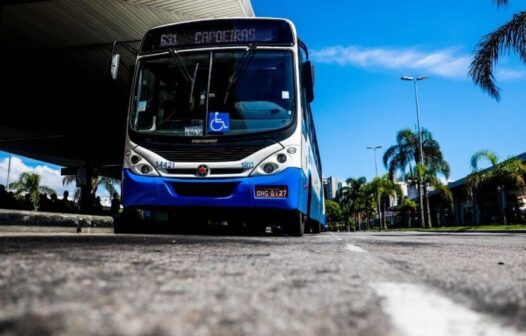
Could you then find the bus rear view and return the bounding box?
[117,18,325,236]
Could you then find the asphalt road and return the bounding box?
[0,230,524,336]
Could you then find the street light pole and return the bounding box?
[367,145,383,231]
[367,145,383,178]
[6,155,12,192]
[401,75,429,228]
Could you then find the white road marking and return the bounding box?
[325,232,344,241]
[345,244,367,253]
[371,282,522,336]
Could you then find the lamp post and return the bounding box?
[367,145,382,178]
[6,155,12,192]
[367,145,383,231]
[401,75,429,228]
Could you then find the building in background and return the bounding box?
[323,177,343,200]
[428,151,526,226]
[395,181,418,201]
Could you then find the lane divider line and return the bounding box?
[345,243,367,253]
[370,282,522,336]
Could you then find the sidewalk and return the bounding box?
[0,209,114,228]
[390,225,526,233]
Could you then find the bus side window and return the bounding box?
[301,88,310,136]
[299,47,310,136]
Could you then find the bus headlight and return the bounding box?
[277,153,287,163]
[124,149,160,177]
[263,163,277,174]
[251,146,299,176]
[131,155,140,165]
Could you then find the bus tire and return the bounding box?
[311,220,321,233]
[114,208,140,234]
[287,211,305,237]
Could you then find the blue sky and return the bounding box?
[2,0,525,188]
[254,0,526,181]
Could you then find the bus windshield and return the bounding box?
[131,50,295,137]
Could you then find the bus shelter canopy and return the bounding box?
[0,0,254,176]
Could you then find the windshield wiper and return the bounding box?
[223,43,257,104]
[189,62,199,107]
[169,48,200,107]
[168,48,192,82]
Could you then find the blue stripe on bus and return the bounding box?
[122,167,309,213]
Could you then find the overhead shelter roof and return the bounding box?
[1,0,254,50]
[0,0,254,175]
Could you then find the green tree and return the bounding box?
[406,163,452,227]
[370,175,403,230]
[360,182,378,230]
[325,199,343,223]
[469,0,526,100]
[337,177,368,230]
[383,128,450,228]
[63,175,120,201]
[467,150,526,224]
[395,198,417,227]
[9,172,55,211]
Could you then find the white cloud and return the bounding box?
[494,68,526,81]
[312,45,526,82]
[0,156,74,196]
[311,45,471,79]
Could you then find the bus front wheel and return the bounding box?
[287,211,305,237]
[114,208,141,234]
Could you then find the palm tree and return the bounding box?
[383,128,423,226]
[337,177,367,230]
[469,0,526,100]
[325,199,343,224]
[396,198,417,227]
[467,150,526,224]
[371,175,403,230]
[409,164,453,227]
[357,181,377,230]
[383,128,450,228]
[420,156,450,228]
[382,129,416,179]
[9,172,55,211]
[63,175,120,201]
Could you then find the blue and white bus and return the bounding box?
[116,18,324,236]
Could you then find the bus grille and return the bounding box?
[171,182,239,197]
[153,146,265,162]
[166,168,246,175]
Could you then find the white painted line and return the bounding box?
[371,282,522,336]
[345,243,366,253]
[325,232,344,241]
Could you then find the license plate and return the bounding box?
[255,186,288,198]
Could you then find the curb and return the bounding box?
[0,209,114,228]
[387,229,526,234]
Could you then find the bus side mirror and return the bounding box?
[111,53,120,80]
[110,41,120,80]
[303,61,315,103]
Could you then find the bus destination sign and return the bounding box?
[141,19,294,52]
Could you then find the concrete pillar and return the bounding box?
[77,164,93,214]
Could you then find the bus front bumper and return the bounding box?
[122,168,307,212]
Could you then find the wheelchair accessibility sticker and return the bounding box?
[208,112,230,133]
